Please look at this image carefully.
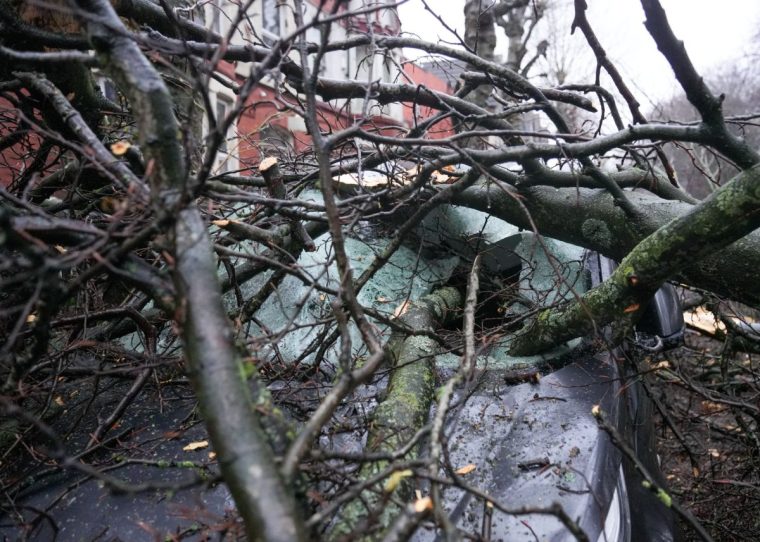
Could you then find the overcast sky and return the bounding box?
[397,0,760,108]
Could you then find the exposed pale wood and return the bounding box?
[259,155,279,172]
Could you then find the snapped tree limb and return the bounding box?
[507,164,760,355]
[330,287,463,540]
[453,179,760,308]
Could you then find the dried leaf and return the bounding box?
[110,141,131,156]
[393,300,411,318]
[54,396,65,407]
[684,306,725,334]
[26,313,37,324]
[208,452,217,460]
[623,303,640,313]
[591,404,601,417]
[430,170,450,184]
[98,196,120,213]
[384,469,412,493]
[182,440,209,452]
[54,245,67,254]
[212,219,231,227]
[455,464,476,475]
[413,496,433,513]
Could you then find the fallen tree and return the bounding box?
[1,0,760,540]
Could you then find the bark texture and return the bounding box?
[501,165,760,354]
[454,181,760,308]
[71,1,307,539]
[330,287,463,540]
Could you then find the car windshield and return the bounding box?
[201,195,590,375]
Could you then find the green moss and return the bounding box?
[581,218,613,249]
[329,286,463,539]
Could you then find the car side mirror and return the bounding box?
[636,282,685,351]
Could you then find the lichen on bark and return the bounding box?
[329,286,463,540]
[509,165,760,356]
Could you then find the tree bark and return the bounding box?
[463,0,497,111]
[329,287,463,540]
[453,179,760,308]
[71,1,307,539]
[472,164,760,355]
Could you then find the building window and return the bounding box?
[262,0,280,38]
[383,55,393,83]
[210,0,231,36]
[214,94,236,173]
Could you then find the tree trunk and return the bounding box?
[463,0,497,111]
[452,165,760,355]
[454,179,760,309]
[329,287,463,540]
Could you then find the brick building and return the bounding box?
[208,0,455,173]
[0,1,454,186]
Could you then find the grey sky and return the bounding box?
[397,0,760,107]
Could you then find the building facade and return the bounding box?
[207,0,453,174]
[0,1,453,186]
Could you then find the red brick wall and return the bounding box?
[0,61,458,186]
[0,96,51,188]
[402,63,455,139]
[235,83,410,166]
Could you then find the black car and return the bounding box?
[1,204,682,542]
[416,224,683,541]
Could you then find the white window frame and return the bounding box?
[208,89,239,174]
[261,0,281,44]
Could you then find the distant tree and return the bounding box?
[652,31,760,198]
[462,0,594,134]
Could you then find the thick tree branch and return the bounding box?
[330,287,463,539]
[174,207,306,541]
[508,165,760,355]
[71,1,307,539]
[15,72,143,192]
[453,180,760,307]
[641,0,760,169]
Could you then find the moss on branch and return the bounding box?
[509,165,760,355]
[330,286,462,540]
